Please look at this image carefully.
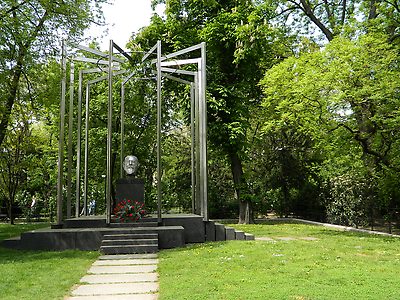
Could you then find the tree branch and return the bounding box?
[354,132,391,166]
[341,0,347,25]
[0,0,31,21]
[299,0,335,41]
[368,0,381,20]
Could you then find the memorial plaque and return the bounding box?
[116,177,144,206]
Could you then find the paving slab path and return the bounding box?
[66,253,159,300]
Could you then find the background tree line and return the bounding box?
[1,0,400,229]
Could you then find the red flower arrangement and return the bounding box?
[113,200,148,222]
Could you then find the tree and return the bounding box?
[263,127,319,217]
[0,0,107,148]
[267,0,400,43]
[130,0,289,223]
[263,33,400,168]
[0,102,39,224]
[162,125,193,211]
[260,32,400,213]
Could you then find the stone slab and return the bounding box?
[215,223,225,241]
[116,178,144,206]
[88,265,157,274]
[275,237,296,241]
[81,273,158,284]
[93,259,159,266]
[63,216,107,228]
[205,221,216,241]
[161,214,205,243]
[67,294,158,300]
[155,226,185,249]
[235,230,245,240]
[99,254,157,260]
[72,282,158,296]
[1,236,21,250]
[245,233,255,240]
[255,237,275,241]
[76,230,103,251]
[21,228,76,251]
[225,226,235,240]
[299,236,319,240]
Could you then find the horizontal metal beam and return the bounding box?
[112,69,127,77]
[71,43,125,63]
[87,69,127,85]
[160,58,201,67]
[162,43,203,61]
[87,74,108,85]
[123,71,156,85]
[160,67,196,76]
[161,73,193,85]
[82,66,120,74]
[73,56,120,66]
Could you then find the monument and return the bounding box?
[57,40,208,225]
[116,155,144,206]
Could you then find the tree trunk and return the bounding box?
[229,152,254,224]
[0,66,23,148]
[280,162,289,218]
[7,200,14,225]
[281,177,289,218]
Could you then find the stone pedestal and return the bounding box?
[116,177,144,206]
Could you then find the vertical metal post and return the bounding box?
[67,61,74,219]
[120,84,125,178]
[199,42,208,221]
[57,41,67,225]
[106,40,113,225]
[157,40,162,224]
[194,73,201,215]
[76,71,83,217]
[84,83,90,216]
[190,83,195,214]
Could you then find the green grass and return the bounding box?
[158,222,400,300]
[0,223,99,300]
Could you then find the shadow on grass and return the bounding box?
[0,245,96,264]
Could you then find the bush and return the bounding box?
[325,174,369,228]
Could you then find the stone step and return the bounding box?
[109,221,158,228]
[103,233,158,240]
[101,239,158,246]
[104,229,158,236]
[110,217,157,223]
[245,232,255,240]
[100,244,158,255]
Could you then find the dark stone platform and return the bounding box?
[1,214,200,252]
[5,226,184,251]
[1,214,255,252]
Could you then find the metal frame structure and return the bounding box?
[57,41,208,226]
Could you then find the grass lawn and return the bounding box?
[158,221,400,300]
[0,222,99,300]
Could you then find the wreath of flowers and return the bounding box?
[113,200,148,222]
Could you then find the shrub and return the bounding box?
[325,174,369,228]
